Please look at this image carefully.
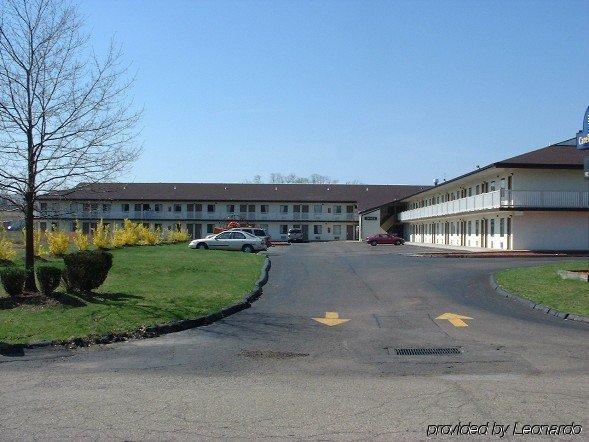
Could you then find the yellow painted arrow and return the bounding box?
[312,312,350,327]
[436,312,473,327]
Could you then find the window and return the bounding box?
[313,225,322,235]
[313,205,322,213]
[293,205,300,213]
[500,178,506,190]
[134,203,142,212]
[301,205,309,213]
[40,202,48,211]
[69,203,78,213]
[475,185,480,195]
[346,205,354,213]
[490,181,496,191]
[333,225,341,236]
[280,225,288,234]
[280,205,289,213]
[216,232,232,239]
[226,204,235,213]
[187,204,194,212]
[102,204,111,212]
[230,232,246,239]
[122,203,130,212]
[475,220,480,235]
[240,204,247,212]
[500,218,505,237]
[206,224,214,233]
[248,204,255,213]
[260,204,269,213]
[174,204,182,212]
[468,188,472,197]
[207,204,215,213]
[467,221,472,234]
[194,204,202,212]
[490,219,495,235]
[142,204,150,211]
[155,204,162,212]
[90,203,98,212]
[335,205,343,213]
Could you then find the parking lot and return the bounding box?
[0,241,587,439]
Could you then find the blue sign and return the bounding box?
[577,106,589,150]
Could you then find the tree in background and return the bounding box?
[247,173,361,184]
[0,0,141,291]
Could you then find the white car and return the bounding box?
[189,230,267,253]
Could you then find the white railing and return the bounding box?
[399,190,589,221]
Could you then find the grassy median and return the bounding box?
[496,260,589,317]
[0,244,265,344]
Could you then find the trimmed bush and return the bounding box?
[36,266,62,296]
[62,250,113,293]
[0,267,26,297]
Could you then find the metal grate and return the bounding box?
[394,347,461,356]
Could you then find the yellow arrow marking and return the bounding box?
[312,312,350,327]
[435,312,473,327]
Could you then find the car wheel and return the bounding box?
[242,244,255,253]
[369,240,378,246]
[394,240,403,245]
[196,242,208,250]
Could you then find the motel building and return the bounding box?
[359,139,589,251]
[36,183,427,242]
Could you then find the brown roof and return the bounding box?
[494,144,587,168]
[41,182,430,212]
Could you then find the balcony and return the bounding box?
[398,190,589,221]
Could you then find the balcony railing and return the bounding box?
[398,190,589,221]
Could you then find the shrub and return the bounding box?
[0,227,16,261]
[36,266,62,296]
[92,219,111,249]
[0,267,26,297]
[22,228,47,257]
[110,225,126,248]
[136,224,159,245]
[45,229,70,256]
[168,228,190,243]
[62,250,113,293]
[73,220,89,251]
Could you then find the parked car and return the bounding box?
[287,228,304,243]
[189,230,267,253]
[365,233,405,246]
[228,227,271,247]
[5,220,24,231]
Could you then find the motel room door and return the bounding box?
[444,222,449,244]
[346,225,354,240]
[481,219,487,248]
[302,224,309,241]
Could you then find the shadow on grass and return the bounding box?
[75,291,144,306]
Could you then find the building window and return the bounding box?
[40,202,48,211]
[280,205,289,213]
[475,220,480,235]
[499,218,505,237]
[475,185,480,195]
[174,204,182,212]
[206,223,214,233]
[240,204,247,213]
[280,225,288,234]
[194,204,202,212]
[142,203,150,211]
[301,205,309,213]
[155,203,162,212]
[226,204,235,213]
[313,225,322,235]
[334,205,342,214]
[467,220,472,234]
[490,181,496,191]
[134,203,141,212]
[260,204,269,213]
[346,205,354,213]
[293,205,300,213]
[122,203,130,212]
[490,219,495,235]
[248,204,255,213]
[500,178,506,190]
[187,204,194,212]
[333,225,341,236]
[313,205,322,213]
[103,204,111,212]
[206,204,215,213]
[468,188,472,197]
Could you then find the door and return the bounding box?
[507,217,512,250]
[444,222,449,244]
[346,225,354,240]
[194,224,202,239]
[302,224,309,241]
[481,219,487,248]
[187,223,194,239]
[228,231,247,250]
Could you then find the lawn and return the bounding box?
[0,244,265,344]
[496,260,589,317]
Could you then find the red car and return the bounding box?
[366,233,405,246]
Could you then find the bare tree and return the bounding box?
[0,0,140,290]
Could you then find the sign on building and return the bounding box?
[577,106,589,150]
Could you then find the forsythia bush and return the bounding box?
[0,227,16,261]
[73,220,89,251]
[22,228,47,257]
[136,224,160,246]
[45,229,70,256]
[92,220,111,249]
[168,228,190,243]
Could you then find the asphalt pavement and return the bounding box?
[0,242,587,440]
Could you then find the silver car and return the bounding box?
[287,228,304,243]
[189,230,267,253]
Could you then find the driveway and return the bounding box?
[0,242,587,440]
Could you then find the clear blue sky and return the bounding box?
[82,0,589,185]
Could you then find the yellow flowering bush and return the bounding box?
[136,224,160,245]
[0,226,16,261]
[22,228,47,257]
[168,228,190,243]
[92,220,111,249]
[73,220,89,251]
[45,229,70,256]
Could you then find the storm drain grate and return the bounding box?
[393,347,461,356]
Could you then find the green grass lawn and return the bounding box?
[0,244,265,344]
[496,260,589,316]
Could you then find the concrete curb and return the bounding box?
[1,256,272,353]
[489,274,589,323]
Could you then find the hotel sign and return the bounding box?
[577,106,589,150]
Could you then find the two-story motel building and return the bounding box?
[359,139,589,251]
[37,183,427,242]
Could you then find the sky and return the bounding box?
[81,0,589,186]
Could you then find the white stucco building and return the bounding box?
[360,139,589,251]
